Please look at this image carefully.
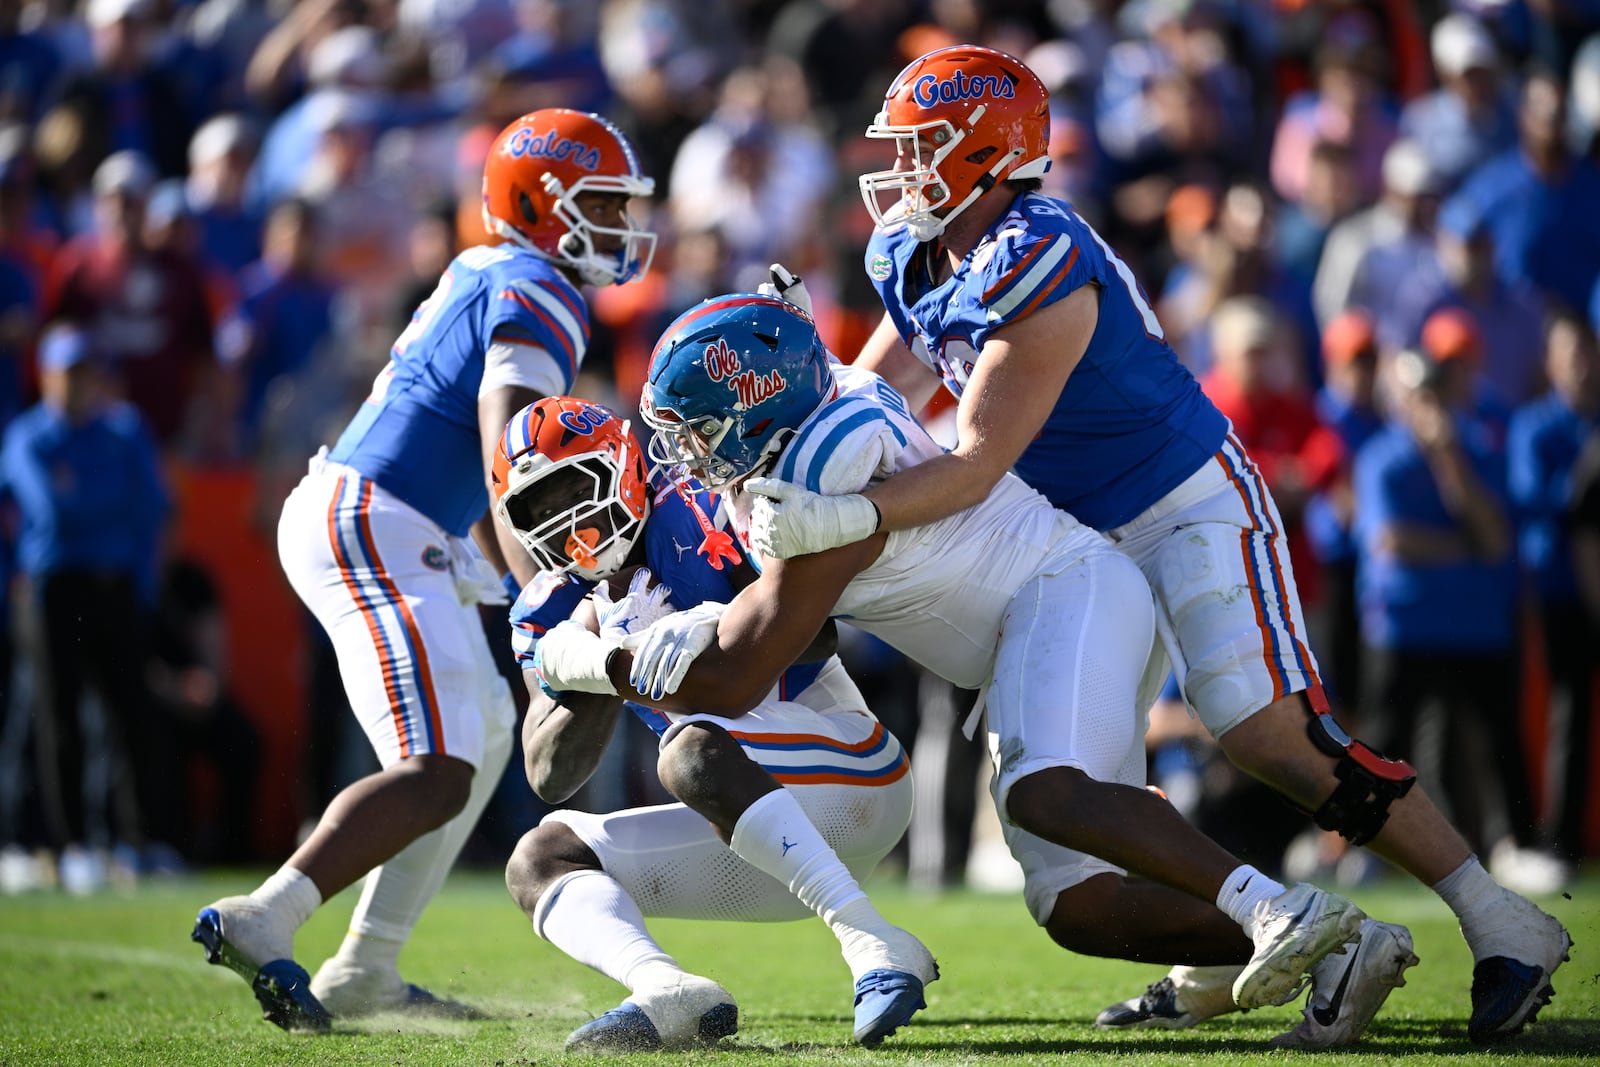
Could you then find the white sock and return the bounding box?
[339,725,512,970]
[1434,855,1509,961]
[729,788,905,979]
[534,869,680,990]
[251,866,322,931]
[1215,865,1286,936]
[729,788,869,924]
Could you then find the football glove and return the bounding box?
[593,568,677,641]
[745,478,880,559]
[757,263,813,317]
[621,601,729,701]
[532,621,621,698]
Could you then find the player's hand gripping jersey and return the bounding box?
[865,193,1228,530]
[330,244,591,536]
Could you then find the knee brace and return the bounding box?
[1304,699,1416,846]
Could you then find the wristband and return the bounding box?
[866,498,882,534]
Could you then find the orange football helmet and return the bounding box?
[491,397,651,579]
[859,46,1051,240]
[482,109,657,286]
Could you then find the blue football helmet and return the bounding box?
[641,294,834,489]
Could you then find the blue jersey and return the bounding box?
[510,470,825,735]
[330,245,590,536]
[866,192,1227,530]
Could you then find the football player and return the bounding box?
[533,293,1387,1046]
[739,45,1570,1047]
[491,396,935,1051]
[191,110,657,1030]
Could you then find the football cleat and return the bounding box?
[1095,965,1242,1030]
[1270,919,1418,1049]
[1234,883,1365,1010]
[853,968,930,1046]
[192,903,330,1032]
[310,957,483,1020]
[1460,885,1572,1042]
[567,974,737,1052]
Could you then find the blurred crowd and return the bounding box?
[0,0,1595,896]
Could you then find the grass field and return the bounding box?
[1,868,1596,1066]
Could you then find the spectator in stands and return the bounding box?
[1419,306,1514,446]
[52,0,194,177]
[0,324,170,892]
[1201,296,1343,607]
[1353,347,1555,890]
[1570,433,1600,677]
[1312,138,1445,344]
[1274,138,1362,287]
[184,114,262,275]
[1306,309,1385,717]
[1160,182,1318,384]
[0,0,64,122]
[1391,200,1547,405]
[1507,312,1600,863]
[1271,22,1397,208]
[1446,69,1600,316]
[146,558,262,865]
[1399,13,1516,194]
[217,198,335,458]
[668,60,834,290]
[43,151,216,448]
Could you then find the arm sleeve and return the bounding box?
[479,341,567,398]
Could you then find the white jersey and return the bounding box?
[732,364,1113,690]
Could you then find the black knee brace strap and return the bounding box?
[1306,711,1417,846]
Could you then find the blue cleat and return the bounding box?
[566,1004,665,1053]
[566,975,737,1053]
[192,905,331,1033]
[401,983,486,1020]
[1468,952,1565,1043]
[1464,894,1572,1043]
[852,968,928,1047]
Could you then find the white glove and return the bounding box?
[745,477,880,559]
[532,620,620,696]
[621,601,730,701]
[756,263,813,317]
[592,568,676,641]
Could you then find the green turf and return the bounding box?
[1,868,1596,1066]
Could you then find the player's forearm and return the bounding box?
[862,450,1001,532]
[521,684,622,802]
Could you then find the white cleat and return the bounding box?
[1095,964,1243,1030]
[1270,919,1418,1049]
[1234,883,1365,1010]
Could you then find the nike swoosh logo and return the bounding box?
[1311,948,1360,1026]
[1234,875,1254,894]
